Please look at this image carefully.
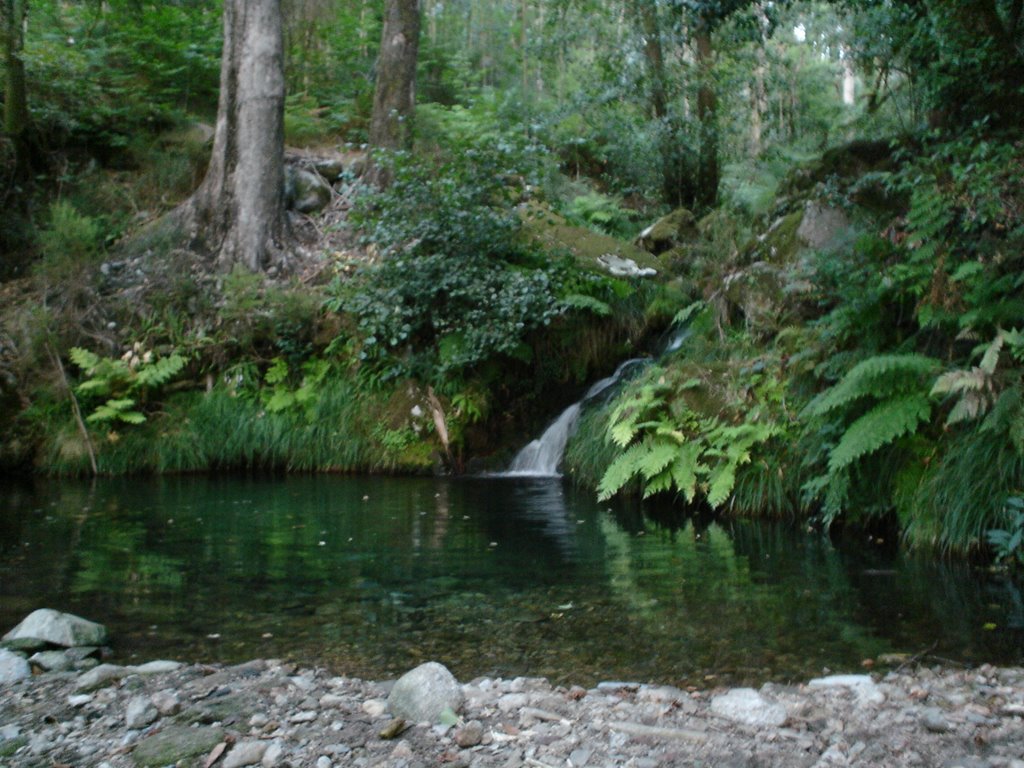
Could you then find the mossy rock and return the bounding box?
[635,208,698,255]
[749,211,804,265]
[132,725,225,767]
[519,202,661,277]
[0,736,29,758]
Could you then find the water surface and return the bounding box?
[2,475,1021,686]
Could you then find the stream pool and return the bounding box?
[2,475,1022,686]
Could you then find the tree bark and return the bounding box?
[369,0,420,152]
[695,23,718,210]
[178,0,288,272]
[2,0,32,181]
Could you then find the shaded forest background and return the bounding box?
[1,0,1023,558]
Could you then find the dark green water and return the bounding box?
[2,475,1022,687]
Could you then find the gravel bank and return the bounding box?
[1,657,1023,767]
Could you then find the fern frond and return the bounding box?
[670,444,703,502]
[639,440,680,480]
[827,393,931,472]
[806,354,940,416]
[598,443,649,500]
[706,462,738,508]
[135,354,186,388]
[69,347,100,373]
[561,293,613,317]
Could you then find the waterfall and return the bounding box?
[502,358,646,477]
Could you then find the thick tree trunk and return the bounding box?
[695,25,718,210]
[178,0,288,272]
[2,0,32,181]
[369,0,420,152]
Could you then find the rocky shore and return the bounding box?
[2,611,1024,767]
[1,652,1023,768]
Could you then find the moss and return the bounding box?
[635,207,698,255]
[519,201,661,275]
[748,210,804,265]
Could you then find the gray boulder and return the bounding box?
[387,661,463,723]
[285,166,332,214]
[29,650,73,672]
[312,158,345,181]
[125,696,159,729]
[635,207,697,254]
[796,201,850,250]
[0,648,31,684]
[3,609,108,650]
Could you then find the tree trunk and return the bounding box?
[369,0,420,153]
[695,24,718,210]
[749,3,769,157]
[2,0,32,180]
[177,0,288,272]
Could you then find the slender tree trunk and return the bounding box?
[695,23,718,210]
[749,3,769,157]
[2,0,32,180]
[177,0,288,272]
[368,0,420,153]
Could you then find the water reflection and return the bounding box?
[1,475,1021,686]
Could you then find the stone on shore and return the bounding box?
[29,650,74,672]
[223,739,268,768]
[125,695,159,729]
[387,661,464,723]
[131,725,224,767]
[710,687,787,727]
[76,663,130,691]
[0,648,31,684]
[3,609,108,650]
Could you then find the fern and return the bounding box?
[561,293,613,317]
[827,393,931,472]
[806,354,940,417]
[135,354,186,388]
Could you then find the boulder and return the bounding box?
[76,663,130,692]
[0,648,30,684]
[285,166,332,214]
[312,158,345,181]
[3,609,108,650]
[796,201,850,250]
[709,687,787,727]
[597,253,657,278]
[29,650,74,672]
[635,208,697,254]
[387,661,463,724]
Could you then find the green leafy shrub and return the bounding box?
[987,497,1024,568]
[35,201,103,284]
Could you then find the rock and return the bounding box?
[363,698,388,717]
[388,661,464,724]
[67,693,93,707]
[596,253,657,278]
[76,663,129,692]
[285,166,332,214]
[806,674,885,705]
[569,748,593,767]
[151,690,181,716]
[0,648,31,684]
[312,158,345,181]
[635,208,697,254]
[455,720,484,748]
[288,710,318,723]
[29,650,73,672]
[125,696,159,729]
[131,725,224,767]
[710,688,787,727]
[796,201,850,250]
[261,740,284,767]
[130,660,182,675]
[63,646,100,662]
[316,757,332,768]
[223,740,268,768]
[3,609,108,649]
[319,693,346,708]
[921,707,951,733]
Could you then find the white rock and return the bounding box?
[262,740,285,767]
[125,696,158,729]
[151,690,181,716]
[387,662,464,723]
[807,675,885,705]
[223,740,268,768]
[319,693,346,708]
[288,710,317,723]
[130,660,182,675]
[67,694,93,707]
[29,650,73,672]
[362,698,388,717]
[710,688,787,727]
[2,609,108,649]
[316,757,332,768]
[0,648,31,684]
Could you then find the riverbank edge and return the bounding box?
[1,655,1023,768]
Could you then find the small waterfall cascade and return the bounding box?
[503,358,646,477]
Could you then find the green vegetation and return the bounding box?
[2,0,1023,562]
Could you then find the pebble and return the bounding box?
[1,656,1023,768]
[125,695,158,729]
